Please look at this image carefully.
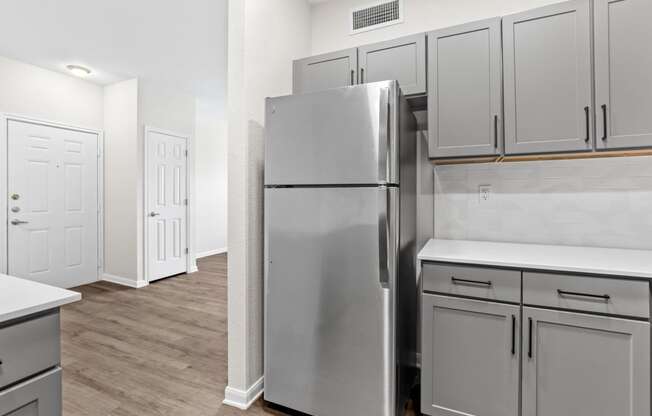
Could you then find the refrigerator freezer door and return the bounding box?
[264,186,398,416]
[265,81,397,186]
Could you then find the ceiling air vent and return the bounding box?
[351,0,403,34]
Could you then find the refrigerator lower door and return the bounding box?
[264,186,398,416]
[264,81,397,186]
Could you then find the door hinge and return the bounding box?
[185,248,189,254]
[184,198,188,206]
[184,150,188,157]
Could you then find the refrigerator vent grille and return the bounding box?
[351,0,402,34]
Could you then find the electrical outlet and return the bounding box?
[479,185,492,203]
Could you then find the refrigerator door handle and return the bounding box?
[378,186,390,289]
[378,87,390,184]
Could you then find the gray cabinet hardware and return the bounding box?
[601,104,608,140]
[149,212,160,217]
[584,106,590,142]
[557,289,610,302]
[527,317,533,359]
[511,315,516,355]
[350,69,354,85]
[10,220,28,226]
[451,277,492,287]
[360,67,364,83]
[494,115,499,148]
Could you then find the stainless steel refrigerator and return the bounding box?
[264,80,417,416]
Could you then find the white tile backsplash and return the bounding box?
[434,156,652,250]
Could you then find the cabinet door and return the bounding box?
[421,294,520,416]
[427,18,503,158]
[503,1,593,155]
[0,368,61,416]
[523,307,650,416]
[595,0,652,150]
[292,49,357,94]
[358,33,426,96]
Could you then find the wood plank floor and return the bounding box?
[62,254,416,415]
[61,254,278,416]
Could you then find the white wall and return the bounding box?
[225,0,311,408]
[103,79,140,282]
[310,0,562,55]
[195,98,228,257]
[0,55,103,129]
[434,156,652,250]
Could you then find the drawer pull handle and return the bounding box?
[451,277,492,287]
[511,315,516,356]
[557,289,611,302]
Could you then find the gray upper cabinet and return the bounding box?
[594,0,652,150]
[421,294,520,416]
[427,18,503,159]
[358,34,427,96]
[293,49,357,94]
[503,1,593,155]
[523,307,650,416]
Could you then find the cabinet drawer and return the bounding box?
[0,313,60,389]
[422,263,521,303]
[523,272,650,318]
[0,368,61,416]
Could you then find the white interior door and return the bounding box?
[8,120,99,288]
[146,130,188,282]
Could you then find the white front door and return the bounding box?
[8,120,99,288]
[146,130,188,281]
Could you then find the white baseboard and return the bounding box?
[196,247,228,259]
[223,376,264,410]
[102,273,149,289]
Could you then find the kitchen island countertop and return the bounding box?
[0,274,81,323]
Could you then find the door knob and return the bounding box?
[149,212,160,217]
[11,220,29,225]
[10,194,19,200]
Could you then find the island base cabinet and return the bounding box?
[421,294,520,416]
[523,307,650,416]
[0,368,61,416]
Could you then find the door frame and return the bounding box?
[0,113,105,280]
[143,126,195,283]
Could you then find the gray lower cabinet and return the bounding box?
[0,369,61,416]
[0,314,60,389]
[358,33,426,96]
[421,294,520,416]
[523,307,650,416]
[503,0,593,155]
[292,49,357,94]
[594,0,652,150]
[0,312,62,416]
[427,18,503,159]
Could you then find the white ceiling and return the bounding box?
[0,0,227,99]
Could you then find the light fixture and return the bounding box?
[66,64,91,77]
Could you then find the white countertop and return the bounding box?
[0,274,81,323]
[418,239,652,279]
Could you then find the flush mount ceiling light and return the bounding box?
[66,64,91,77]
